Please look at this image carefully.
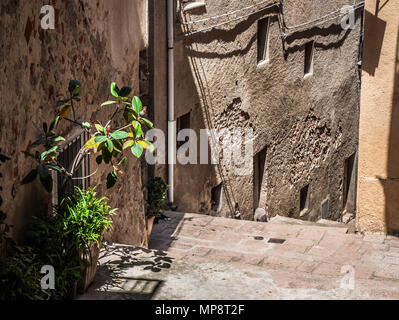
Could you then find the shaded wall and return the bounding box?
[0,0,149,246]
[357,0,399,234]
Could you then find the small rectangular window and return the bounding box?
[304,41,314,77]
[343,153,356,215]
[53,129,90,205]
[177,112,191,149]
[257,18,271,65]
[321,199,329,219]
[211,183,223,212]
[253,147,267,210]
[300,184,310,212]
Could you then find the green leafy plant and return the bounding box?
[57,186,117,251]
[0,213,82,300]
[0,185,115,300]
[22,80,155,192]
[146,177,170,219]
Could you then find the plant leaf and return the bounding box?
[53,136,65,142]
[84,137,98,149]
[106,139,114,153]
[49,116,60,131]
[137,140,155,152]
[82,122,91,129]
[132,96,142,115]
[40,146,58,162]
[131,142,144,158]
[111,130,130,140]
[123,140,134,150]
[94,136,107,144]
[101,101,117,107]
[119,87,132,98]
[141,118,154,129]
[56,98,70,107]
[21,169,38,184]
[106,171,118,189]
[96,155,103,165]
[37,165,52,193]
[132,121,143,138]
[95,124,106,135]
[110,82,119,98]
[68,80,81,95]
[59,105,72,118]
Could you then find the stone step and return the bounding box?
[268,215,348,232]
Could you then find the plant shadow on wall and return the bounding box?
[0,80,155,300]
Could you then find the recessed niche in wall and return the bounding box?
[321,199,329,219]
[343,152,357,215]
[257,17,271,65]
[300,184,310,213]
[304,41,314,77]
[253,147,267,210]
[177,112,191,150]
[211,183,223,213]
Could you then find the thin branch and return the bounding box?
[71,169,98,181]
[105,103,121,128]
[112,123,133,134]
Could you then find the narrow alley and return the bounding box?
[79,212,399,300]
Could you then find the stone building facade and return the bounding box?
[0,0,364,248]
[357,0,399,234]
[0,0,149,246]
[151,0,362,222]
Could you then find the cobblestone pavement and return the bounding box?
[79,212,399,300]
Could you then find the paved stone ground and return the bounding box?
[78,212,399,300]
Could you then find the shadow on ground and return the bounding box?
[79,243,175,300]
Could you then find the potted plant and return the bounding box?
[58,186,117,294]
[146,177,170,238]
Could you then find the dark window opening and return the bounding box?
[343,153,357,215]
[321,199,329,219]
[211,183,223,212]
[56,130,90,204]
[300,184,310,212]
[177,112,191,149]
[253,147,267,210]
[304,41,314,76]
[257,17,270,64]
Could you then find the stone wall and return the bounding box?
[0,0,149,246]
[153,0,361,221]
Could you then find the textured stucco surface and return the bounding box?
[357,0,399,234]
[0,0,149,246]
[153,0,361,221]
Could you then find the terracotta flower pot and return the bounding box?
[77,240,102,294]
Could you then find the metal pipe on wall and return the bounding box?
[167,0,175,204]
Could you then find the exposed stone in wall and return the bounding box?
[160,0,361,222]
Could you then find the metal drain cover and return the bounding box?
[268,238,286,244]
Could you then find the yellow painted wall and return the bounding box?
[357,0,399,233]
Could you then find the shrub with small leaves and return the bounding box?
[146,177,170,219]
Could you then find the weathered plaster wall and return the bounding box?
[357,0,399,234]
[0,0,149,246]
[154,0,361,221]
